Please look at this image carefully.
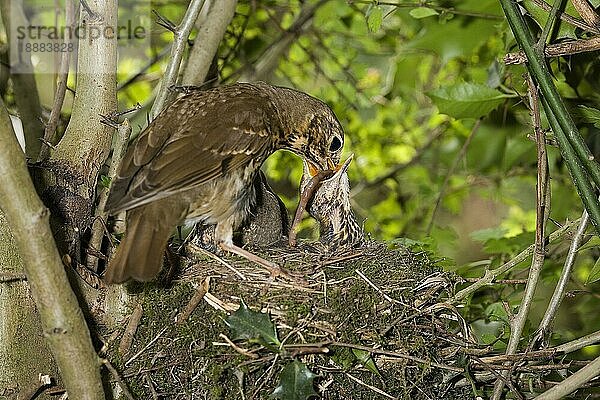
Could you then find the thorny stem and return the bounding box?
[491,76,551,400]
[150,0,206,118]
[500,0,600,234]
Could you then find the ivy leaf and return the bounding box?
[409,7,439,19]
[366,5,383,32]
[225,301,280,348]
[577,105,600,128]
[271,361,318,400]
[427,83,508,119]
[586,258,600,284]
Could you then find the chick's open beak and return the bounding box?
[307,155,352,177]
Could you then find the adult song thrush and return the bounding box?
[104,82,344,283]
[300,155,364,249]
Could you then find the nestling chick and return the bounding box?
[300,155,364,248]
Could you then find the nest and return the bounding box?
[103,242,473,399]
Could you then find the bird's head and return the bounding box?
[272,86,344,172]
[300,154,353,222]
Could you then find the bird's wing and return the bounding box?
[106,85,280,213]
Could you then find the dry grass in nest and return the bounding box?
[104,241,473,399]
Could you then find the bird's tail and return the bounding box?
[104,202,186,284]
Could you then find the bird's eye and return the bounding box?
[329,136,342,152]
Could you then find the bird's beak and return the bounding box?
[306,156,350,177]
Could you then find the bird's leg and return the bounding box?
[216,221,305,283]
[219,241,286,278]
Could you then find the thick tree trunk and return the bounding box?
[0,212,58,399]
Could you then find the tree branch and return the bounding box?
[0,98,104,399]
[504,36,600,64]
[181,0,238,85]
[491,75,551,400]
[150,0,207,118]
[0,0,44,160]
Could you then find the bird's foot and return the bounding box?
[219,242,307,284]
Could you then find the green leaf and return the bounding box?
[409,7,439,19]
[427,83,508,119]
[226,301,280,348]
[579,236,600,252]
[366,5,383,32]
[586,258,600,284]
[577,105,600,128]
[271,361,318,400]
[351,348,380,375]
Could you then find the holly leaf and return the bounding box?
[271,361,318,400]
[225,301,280,348]
[427,83,508,119]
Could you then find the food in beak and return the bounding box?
[288,157,351,247]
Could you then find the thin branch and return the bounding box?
[354,126,445,192]
[118,302,143,356]
[529,0,598,32]
[504,36,600,64]
[150,0,207,118]
[491,76,551,400]
[426,119,481,235]
[450,218,580,303]
[0,99,104,398]
[352,0,504,20]
[533,209,589,347]
[535,354,600,400]
[38,0,75,162]
[537,0,566,49]
[238,0,327,82]
[570,0,600,30]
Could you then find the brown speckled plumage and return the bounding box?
[105,82,344,283]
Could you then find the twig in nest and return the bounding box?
[355,269,398,304]
[124,326,169,367]
[218,333,259,359]
[119,302,143,356]
[345,373,396,400]
[175,277,210,325]
[187,243,246,280]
